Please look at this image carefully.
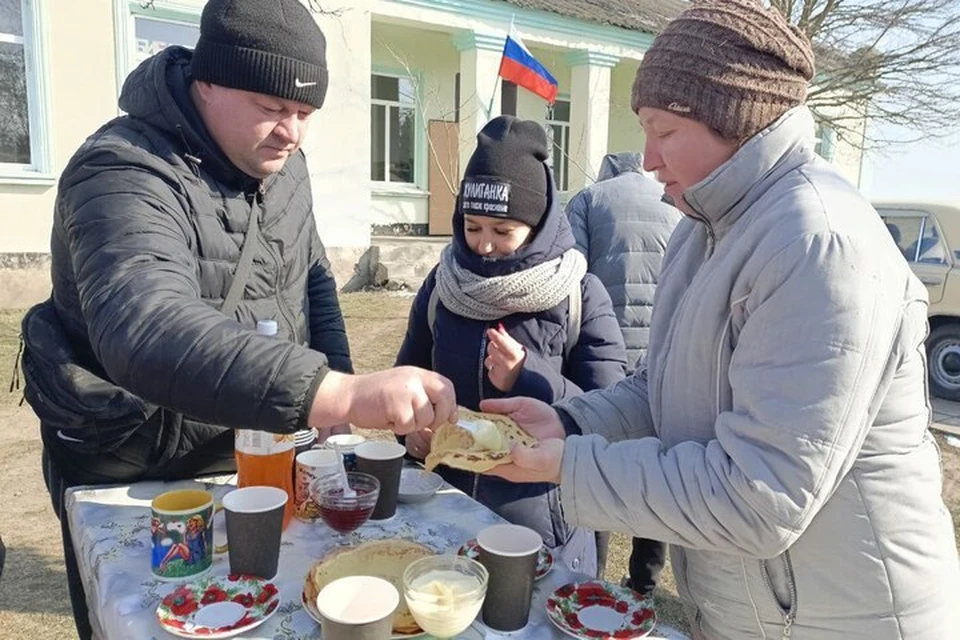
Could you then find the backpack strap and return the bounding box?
[221,197,261,316]
[564,280,582,360]
[427,285,441,369]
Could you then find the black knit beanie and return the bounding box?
[458,115,550,229]
[191,0,328,109]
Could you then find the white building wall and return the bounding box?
[306,1,373,247]
[607,62,646,161]
[0,0,119,254]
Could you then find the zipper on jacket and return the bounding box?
[676,550,706,635]
[759,552,797,640]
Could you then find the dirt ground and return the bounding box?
[1,294,958,639]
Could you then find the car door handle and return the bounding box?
[920,276,944,285]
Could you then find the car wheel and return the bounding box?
[927,324,960,401]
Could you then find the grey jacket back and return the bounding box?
[22,47,350,483]
[566,153,681,367]
[556,108,960,639]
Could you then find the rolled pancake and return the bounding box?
[424,407,537,473]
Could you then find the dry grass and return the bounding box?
[2,294,959,639]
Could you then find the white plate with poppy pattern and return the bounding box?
[545,580,657,639]
[156,574,280,639]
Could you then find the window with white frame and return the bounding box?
[133,15,198,67]
[546,99,570,191]
[814,121,836,162]
[0,0,47,173]
[370,74,417,184]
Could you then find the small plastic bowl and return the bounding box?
[402,555,488,638]
[398,468,444,504]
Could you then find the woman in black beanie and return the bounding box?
[396,115,628,575]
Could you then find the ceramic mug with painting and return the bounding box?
[151,489,219,581]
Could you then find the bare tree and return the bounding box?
[769,0,960,148]
[303,1,348,18]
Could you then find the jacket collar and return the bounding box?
[118,46,264,193]
[683,106,818,239]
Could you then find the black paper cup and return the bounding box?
[355,441,405,520]
[221,486,287,579]
[476,524,542,631]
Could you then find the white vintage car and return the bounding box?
[875,201,960,400]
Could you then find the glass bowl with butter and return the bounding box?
[402,555,488,638]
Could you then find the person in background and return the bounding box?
[19,2,454,638]
[397,115,628,576]
[566,151,680,589]
[481,1,960,638]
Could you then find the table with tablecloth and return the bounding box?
[66,473,690,639]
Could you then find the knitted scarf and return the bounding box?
[434,244,587,321]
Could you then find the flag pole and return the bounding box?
[485,15,515,121]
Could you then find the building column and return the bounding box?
[453,31,504,181]
[567,50,619,191]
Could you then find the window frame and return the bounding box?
[546,98,571,192]
[0,0,53,184]
[880,210,949,265]
[814,121,836,162]
[370,70,420,187]
[114,1,200,101]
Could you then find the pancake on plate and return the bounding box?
[303,539,434,634]
[424,407,537,474]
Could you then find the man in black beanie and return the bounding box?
[21,2,456,638]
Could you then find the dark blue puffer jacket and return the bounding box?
[396,189,627,575]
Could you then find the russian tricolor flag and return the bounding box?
[498,27,558,105]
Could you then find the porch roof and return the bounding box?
[500,0,689,34]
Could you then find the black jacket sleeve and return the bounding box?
[394,269,437,370]
[307,225,353,374]
[61,151,329,434]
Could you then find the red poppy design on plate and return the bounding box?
[565,612,584,629]
[156,575,281,638]
[545,580,657,639]
[555,583,577,599]
[256,582,278,604]
[164,586,199,617]
[200,586,229,605]
[231,593,255,608]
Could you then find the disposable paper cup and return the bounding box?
[221,486,287,579]
[476,524,542,631]
[324,434,366,471]
[316,575,399,640]
[355,441,405,520]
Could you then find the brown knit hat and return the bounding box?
[632,0,815,142]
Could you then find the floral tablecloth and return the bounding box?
[66,472,689,639]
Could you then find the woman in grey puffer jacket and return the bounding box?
[475,2,960,639]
